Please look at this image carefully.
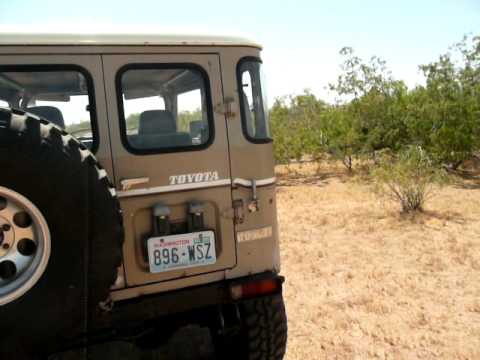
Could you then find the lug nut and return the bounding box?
[2,243,9,250]
[2,224,11,232]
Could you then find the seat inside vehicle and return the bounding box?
[129,109,191,149]
[27,106,66,129]
[138,110,177,134]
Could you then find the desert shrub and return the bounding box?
[371,146,448,213]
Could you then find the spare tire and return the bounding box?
[0,108,124,358]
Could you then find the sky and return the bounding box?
[0,0,479,105]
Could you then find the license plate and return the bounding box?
[147,231,216,273]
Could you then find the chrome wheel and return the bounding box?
[0,186,51,306]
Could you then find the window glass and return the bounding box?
[0,68,96,149]
[177,89,206,145]
[119,67,211,152]
[238,59,271,141]
[0,99,8,107]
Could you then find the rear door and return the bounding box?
[102,54,235,286]
[222,54,281,278]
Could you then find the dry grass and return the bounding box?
[277,163,480,360]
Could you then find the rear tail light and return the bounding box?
[230,277,282,300]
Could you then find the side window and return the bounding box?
[118,65,213,153]
[237,58,271,142]
[0,66,97,150]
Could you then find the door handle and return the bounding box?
[120,177,150,191]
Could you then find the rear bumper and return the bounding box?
[96,271,284,329]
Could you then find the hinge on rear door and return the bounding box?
[214,97,236,118]
[232,199,245,225]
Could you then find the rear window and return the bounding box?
[117,65,213,154]
[237,58,271,142]
[0,66,97,150]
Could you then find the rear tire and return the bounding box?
[240,294,288,360]
[215,294,288,360]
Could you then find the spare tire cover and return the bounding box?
[0,108,124,358]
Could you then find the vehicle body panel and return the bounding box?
[0,40,280,300]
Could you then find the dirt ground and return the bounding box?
[276,163,480,360]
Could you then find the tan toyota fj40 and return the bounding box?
[0,32,287,359]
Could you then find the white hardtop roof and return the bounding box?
[0,32,262,49]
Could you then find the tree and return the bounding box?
[270,90,327,165]
[268,33,480,176]
[323,105,361,171]
[327,47,409,168]
[416,35,480,169]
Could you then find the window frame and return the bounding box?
[236,56,272,144]
[115,63,215,155]
[0,64,99,153]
